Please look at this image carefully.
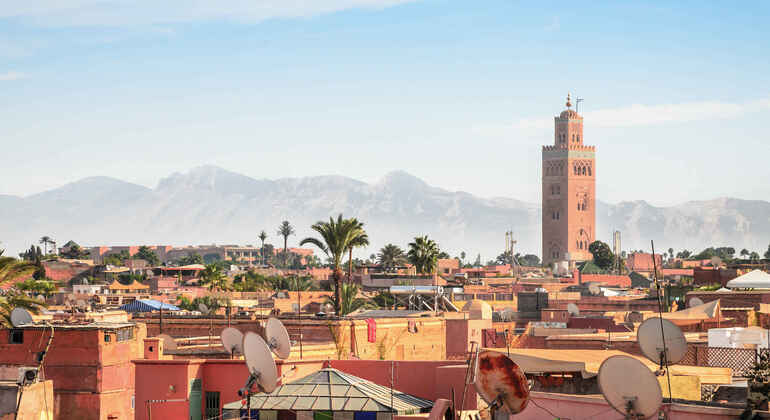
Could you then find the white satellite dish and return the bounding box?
[501,308,515,322]
[567,303,580,317]
[711,256,722,267]
[198,303,210,314]
[242,332,278,393]
[637,318,687,366]
[158,333,177,351]
[688,297,704,308]
[265,317,291,359]
[474,350,529,415]
[598,355,662,419]
[221,327,244,356]
[10,308,33,327]
[588,284,600,295]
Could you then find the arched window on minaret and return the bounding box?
[577,135,580,143]
[588,166,592,176]
[582,166,586,176]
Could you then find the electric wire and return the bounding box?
[529,398,572,420]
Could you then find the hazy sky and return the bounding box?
[1,1,769,206]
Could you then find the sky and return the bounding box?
[1,1,769,206]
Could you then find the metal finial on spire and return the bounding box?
[566,93,572,108]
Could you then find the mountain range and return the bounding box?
[1,166,768,259]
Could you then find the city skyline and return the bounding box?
[2,1,769,206]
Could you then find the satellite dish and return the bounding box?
[10,308,33,327]
[567,303,580,316]
[711,256,722,267]
[243,332,278,393]
[265,317,291,359]
[158,333,177,351]
[637,318,687,366]
[36,295,45,301]
[198,303,209,314]
[588,284,600,295]
[689,297,704,308]
[221,327,244,356]
[474,351,529,415]
[501,308,515,322]
[76,299,87,308]
[598,355,662,419]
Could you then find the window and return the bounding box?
[577,135,580,142]
[117,327,134,342]
[9,329,23,344]
[572,134,575,142]
[582,166,586,175]
[588,166,592,176]
[104,333,111,343]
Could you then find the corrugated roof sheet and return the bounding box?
[118,299,180,312]
[223,368,433,414]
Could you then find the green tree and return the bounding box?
[344,218,369,281]
[765,244,770,260]
[0,255,46,326]
[177,253,203,265]
[667,248,674,260]
[17,279,56,297]
[751,251,761,261]
[60,243,90,259]
[325,283,374,316]
[377,244,407,272]
[517,253,540,267]
[460,251,466,266]
[588,240,615,270]
[277,221,295,268]
[741,249,750,260]
[299,214,369,314]
[407,235,440,275]
[676,250,692,259]
[104,250,130,266]
[134,246,160,266]
[258,230,268,266]
[199,264,230,292]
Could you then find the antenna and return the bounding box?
[265,317,291,359]
[598,355,662,419]
[576,97,584,114]
[242,332,278,393]
[637,318,687,367]
[688,297,704,308]
[198,303,210,314]
[474,351,529,416]
[10,308,33,327]
[158,333,177,351]
[220,327,244,358]
[567,303,580,317]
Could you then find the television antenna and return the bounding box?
[567,303,580,317]
[158,333,177,351]
[220,327,244,359]
[474,350,529,418]
[598,355,662,419]
[10,308,33,327]
[688,297,704,308]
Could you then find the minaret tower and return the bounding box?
[541,93,596,266]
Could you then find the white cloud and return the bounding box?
[0,71,26,81]
[477,97,770,134]
[1,0,419,26]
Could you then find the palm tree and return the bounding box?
[0,256,46,327]
[39,236,53,256]
[258,230,268,266]
[378,244,407,272]
[460,251,466,266]
[345,218,369,283]
[0,256,37,286]
[0,291,46,328]
[277,221,295,268]
[199,264,229,292]
[325,283,374,316]
[299,214,368,314]
[407,235,440,275]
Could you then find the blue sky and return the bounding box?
[1,1,769,206]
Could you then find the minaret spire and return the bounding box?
[566,92,572,109]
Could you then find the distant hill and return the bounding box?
[1,166,768,258]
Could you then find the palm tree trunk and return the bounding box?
[333,268,343,315]
[348,248,353,284]
[283,237,288,268]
